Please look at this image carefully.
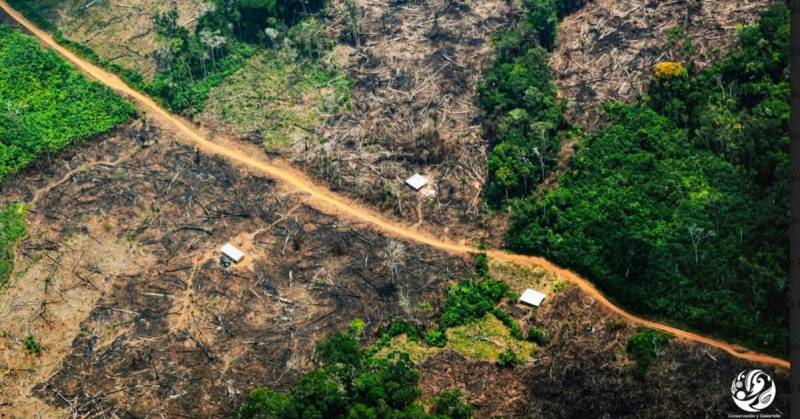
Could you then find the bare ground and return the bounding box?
[290,0,515,245]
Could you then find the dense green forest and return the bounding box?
[505,5,789,355]
[0,25,134,182]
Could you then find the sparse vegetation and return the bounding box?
[432,389,473,419]
[526,327,548,345]
[0,26,134,182]
[198,40,350,148]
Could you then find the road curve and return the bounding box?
[0,0,788,370]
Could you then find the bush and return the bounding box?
[497,350,518,368]
[24,334,41,355]
[474,253,489,278]
[491,308,524,340]
[526,327,548,345]
[439,278,511,329]
[626,330,673,373]
[374,320,423,349]
[433,389,474,419]
[349,318,366,337]
[424,328,447,348]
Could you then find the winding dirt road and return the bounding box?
[0,0,789,370]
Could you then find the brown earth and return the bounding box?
[0,1,791,417]
[288,0,514,245]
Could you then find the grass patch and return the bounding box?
[378,314,536,364]
[200,46,351,148]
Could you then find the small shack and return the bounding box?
[221,243,245,263]
[519,289,546,307]
[404,173,428,191]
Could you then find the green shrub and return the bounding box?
[433,389,474,419]
[424,328,447,348]
[237,332,429,418]
[526,327,548,345]
[626,330,673,373]
[24,334,41,355]
[349,318,366,337]
[491,308,524,340]
[439,278,511,329]
[497,349,518,368]
[474,253,489,278]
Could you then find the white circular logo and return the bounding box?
[730,369,776,413]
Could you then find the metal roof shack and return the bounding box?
[519,289,546,307]
[220,243,245,263]
[404,173,428,191]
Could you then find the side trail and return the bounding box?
[0,0,787,370]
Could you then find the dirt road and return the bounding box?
[0,0,788,370]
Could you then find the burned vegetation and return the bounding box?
[0,121,470,416]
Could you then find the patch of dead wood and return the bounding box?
[551,0,776,129]
[289,0,516,246]
[0,121,471,417]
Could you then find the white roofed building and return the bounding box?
[221,243,245,263]
[519,289,546,307]
[404,173,428,191]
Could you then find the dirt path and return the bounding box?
[0,0,788,370]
